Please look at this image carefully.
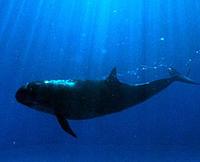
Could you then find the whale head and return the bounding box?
[15,80,76,114]
[15,81,51,112]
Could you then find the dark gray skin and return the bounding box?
[15,68,199,138]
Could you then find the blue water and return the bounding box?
[1,0,200,161]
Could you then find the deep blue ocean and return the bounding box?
[1,0,200,161]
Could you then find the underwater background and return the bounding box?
[0,0,200,161]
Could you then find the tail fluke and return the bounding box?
[168,67,200,85]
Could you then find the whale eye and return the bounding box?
[29,86,37,99]
[26,83,36,97]
[25,82,43,99]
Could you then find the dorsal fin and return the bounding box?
[106,68,120,84]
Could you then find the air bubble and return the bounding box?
[160,37,165,41]
[196,50,200,54]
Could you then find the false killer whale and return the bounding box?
[15,67,199,138]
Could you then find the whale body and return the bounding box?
[15,68,199,138]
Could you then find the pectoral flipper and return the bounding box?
[56,114,77,138]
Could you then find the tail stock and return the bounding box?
[168,67,200,85]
